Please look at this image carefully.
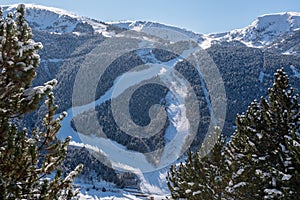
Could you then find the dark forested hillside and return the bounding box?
[7,5,299,192]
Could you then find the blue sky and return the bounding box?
[1,0,300,34]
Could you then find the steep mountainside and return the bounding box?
[2,4,300,196]
[208,12,300,48]
[2,4,109,34]
[112,12,300,52]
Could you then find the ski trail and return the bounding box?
[57,44,216,195]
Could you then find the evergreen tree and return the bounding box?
[0,4,82,199]
[225,68,300,199]
[167,69,300,199]
[167,128,228,199]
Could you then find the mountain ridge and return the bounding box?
[1,4,300,198]
[2,4,111,35]
[2,4,300,50]
[208,11,300,48]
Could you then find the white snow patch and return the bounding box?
[259,71,264,83]
[205,12,300,48]
[256,133,263,140]
[293,140,300,147]
[264,188,282,196]
[290,65,300,78]
[2,4,109,35]
[282,174,292,181]
[110,20,205,43]
[185,189,192,194]
[193,190,201,196]
[233,182,247,189]
[282,50,297,56]
[237,168,244,175]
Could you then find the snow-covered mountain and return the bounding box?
[2,4,114,36]
[207,12,300,48]
[3,4,300,51]
[111,12,300,51]
[109,20,206,43]
[2,4,300,199]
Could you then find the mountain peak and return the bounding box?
[1,4,299,50]
[2,4,109,35]
[252,12,300,33]
[3,4,79,19]
[206,11,300,49]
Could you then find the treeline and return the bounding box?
[62,146,139,188]
[167,69,300,199]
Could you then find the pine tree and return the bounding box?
[167,128,228,199]
[225,68,300,199]
[0,4,82,199]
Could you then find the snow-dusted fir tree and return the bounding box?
[0,4,82,199]
[167,128,228,200]
[225,68,300,199]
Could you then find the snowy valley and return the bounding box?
[1,4,300,200]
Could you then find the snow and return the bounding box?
[109,20,205,43]
[74,164,170,199]
[185,189,192,194]
[77,134,154,171]
[293,140,300,147]
[4,4,300,52]
[188,182,195,186]
[55,36,206,197]
[13,4,300,199]
[22,81,55,100]
[2,4,109,35]
[199,34,215,49]
[255,169,262,175]
[256,133,263,140]
[282,174,292,181]
[192,191,201,196]
[237,168,244,175]
[259,71,264,84]
[111,66,163,98]
[290,65,300,78]
[41,58,64,63]
[258,156,267,161]
[282,50,297,56]
[233,182,247,189]
[76,181,134,200]
[58,79,170,195]
[205,12,300,48]
[135,46,198,163]
[57,60,190,172]
[69,141,108,157]
[272,177,276,187]
[248,140,255,147]
[279,143,287,152]
[264,188,282,196]
[4,4,78,33]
